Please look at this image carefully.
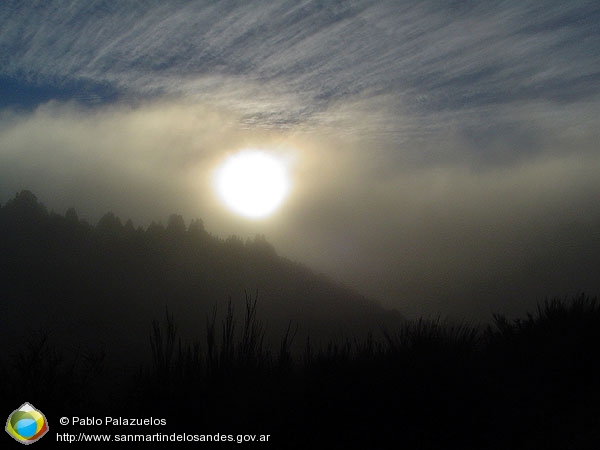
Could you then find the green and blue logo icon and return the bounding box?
[6,402,49,444]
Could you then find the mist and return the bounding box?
[2,98,599,321]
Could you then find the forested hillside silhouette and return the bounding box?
[0,190,402,364]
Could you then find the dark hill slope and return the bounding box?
[0,190,403,366]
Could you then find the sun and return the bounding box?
[213,148,290,219]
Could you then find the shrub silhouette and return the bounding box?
[2,293,598,448]
[1,330,106,419]
[116,293,600,448]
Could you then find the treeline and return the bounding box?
[0,190,402,365]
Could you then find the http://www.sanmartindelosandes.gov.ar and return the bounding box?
[5,402,49,445]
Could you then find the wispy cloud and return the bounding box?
[2,1,598,136]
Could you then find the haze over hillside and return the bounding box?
[1,190,403,367]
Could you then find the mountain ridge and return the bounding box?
[0,189,404,366]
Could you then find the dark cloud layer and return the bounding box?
[1,0,600,321]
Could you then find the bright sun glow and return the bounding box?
[214,149,290,219]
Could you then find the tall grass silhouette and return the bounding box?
[1,330,106,417]
[119,293,599,448]
[2,293,598,448]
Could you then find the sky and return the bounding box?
[1,0,599,321]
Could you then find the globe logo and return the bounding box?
[6,403,49,444]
